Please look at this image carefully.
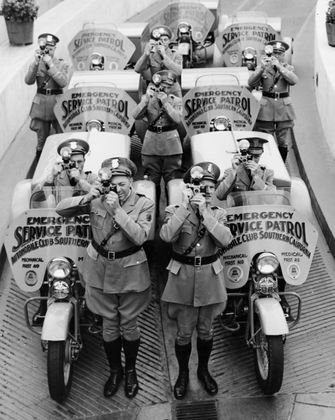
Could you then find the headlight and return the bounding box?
[256,252,279,274]
[212,116,231,131]
[178,22,190,34]
[52,280,70,299]
[255,277,277,294]
[47,257,71,279]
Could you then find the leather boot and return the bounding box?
[174,342,192,400]
[197,338,218,396]
[123,338,140,398]
[278,146,288,162]
[103,337,123,397]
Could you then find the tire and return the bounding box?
[130,133,143,164]
[253,316,284,395]
[47,340,73,403]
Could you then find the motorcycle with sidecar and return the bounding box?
[4,84,156,403]
[166,76,318,394]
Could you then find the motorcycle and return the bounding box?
[218,189,318,394]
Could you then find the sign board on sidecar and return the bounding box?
[182,82,260,137]
[213,10,292,67]
[5,200,89,293]
[219,190,318,289]
[68,26,136,71]
[54,86,137,135]
[214,21,277,68]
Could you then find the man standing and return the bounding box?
[25,33,69,159]
[133,70,183,212]
[216,137,276,201]
[160,162,232,399]
[248,40,298,162]
[56,157,154,399]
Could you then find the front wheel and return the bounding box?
[253,318,284,395]
[47,339,74,403]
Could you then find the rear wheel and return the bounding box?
[47,339,73,403]
[253,317,284,395]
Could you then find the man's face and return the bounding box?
[159,35,171,49]
[70,154,85,171]
[200,179,216,202]
[111,175,132,203]
[273,50,285,62]
[46,44,56,57]
[248,149,262,163]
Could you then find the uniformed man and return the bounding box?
[216,137,276,201]
[248,40,298,162]
[42,139,97,196]
[160,162,233,399]
[56,157,154,399]
[133,70,183,212]
[25,33,69,159]
[135,24,182,95]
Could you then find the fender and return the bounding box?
[41,302,73,341]
[255,297,289,335]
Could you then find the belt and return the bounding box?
[91,239,142,260]
[171,252,218,267]
[262,91,289,99]
[37,88,63,95]
[147,124,177,133]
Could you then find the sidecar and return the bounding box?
[213,9,293,68]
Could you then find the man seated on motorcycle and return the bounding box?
[215,137,276,201]
[134,24,182,96]
[160,162,233,399]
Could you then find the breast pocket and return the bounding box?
[90,207,107,230]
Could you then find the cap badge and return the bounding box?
[111,158,119,169]
[69,141,78,150]
[207,163,213,174]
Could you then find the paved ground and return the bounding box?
[1,2,335,420]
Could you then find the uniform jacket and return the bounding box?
[133,85,183,156]
[216,163,275,200]
[56,189,154,293]
[248,62,298,122]
[134,47,182,79]
[25,57,69,121]
[160,204,233,307]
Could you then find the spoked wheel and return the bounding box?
[253,316,284,395]
[47,339,74,403]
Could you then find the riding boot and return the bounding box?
[174,342,192,399]
[278,146,288,162]
[103,337,123,397]
[123,338,140,398]
[197,338,218,396]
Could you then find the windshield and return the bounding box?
[227,190,291,207]
[30,186,85,209]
